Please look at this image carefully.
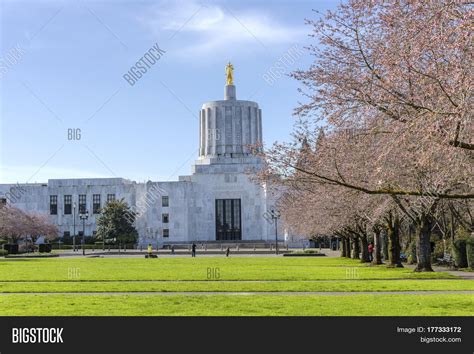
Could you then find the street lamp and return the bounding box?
[73,202,76,252]
[79,209,89,256]
[269,209,281,255]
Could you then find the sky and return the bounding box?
[0,0,337,184]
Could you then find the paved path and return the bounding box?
[444,270,474,280]
[57,253,297,258]
[49,248,342,258]
[403,264,474,280]
[2,290,473,296]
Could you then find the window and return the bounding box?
[63,231,70,237]
[93,194,101,214]
[50,195,58,215]
[162,196,169,207]
[64,195,72,215]
[163,229,169,238]
[107,194,116,203]
[162,213,169,223]
[79,195,86,214]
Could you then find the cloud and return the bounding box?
[139,0,307,57]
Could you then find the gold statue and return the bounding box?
[225,62,234,85]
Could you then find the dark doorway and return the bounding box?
[215,199,241,240]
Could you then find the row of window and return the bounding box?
[50,194,116,215]
[50,195,170,216]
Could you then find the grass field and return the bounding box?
[1,279,473,293]
[0,257,472,316]
[2,294,472,316]
[0,257,459,281]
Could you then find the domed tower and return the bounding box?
[177,63,273,243]
[195,63,263,173]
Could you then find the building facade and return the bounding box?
[0,80,288,246]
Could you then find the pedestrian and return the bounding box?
[191,243,196,257]
[226,247,230,257]
[368,242,374,262]
[147,243,152,258]
[171,245,175,255]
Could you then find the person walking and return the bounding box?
[191,243,196,257]
[226,247,230,257]
[147,243,153,258]
[368,242,374,262]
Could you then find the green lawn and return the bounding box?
[0,257,458,281]
[1,294,472,316]
[1,280,473,293]
[0,257,472,316]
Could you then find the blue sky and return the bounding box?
[0,0,336,184]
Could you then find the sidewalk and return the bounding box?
[403,264,474,280]
[52,247,337,258]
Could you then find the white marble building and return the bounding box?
[0,81,288,246]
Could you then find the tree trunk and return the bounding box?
[381,230,389,261]
[360,233,370,263]
[387,219,403,268]
[351,237,360,259]
[407,227,411,245]
[341,237,347,257]
[450,210,455,243]
[373,229,383,264]
[415,214,434,272]
[345,238,351,258]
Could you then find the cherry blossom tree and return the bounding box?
[257,0,472,272]
[0,206,58,249]
[0,206,26,244]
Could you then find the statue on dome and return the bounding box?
[225,62,234,85]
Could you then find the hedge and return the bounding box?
[51,244,135,250]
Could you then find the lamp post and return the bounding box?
[73,202,76,252]
[79,209,89,256]
[270,209,281,255]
